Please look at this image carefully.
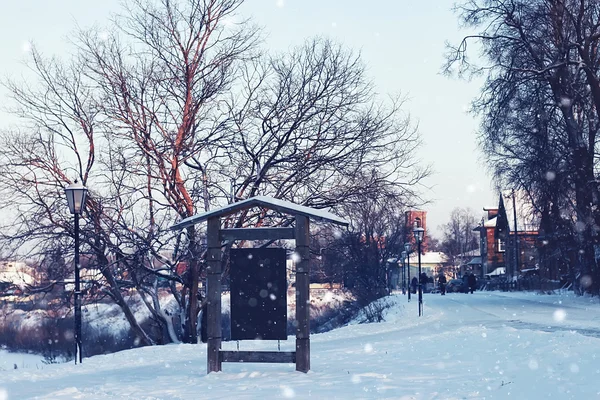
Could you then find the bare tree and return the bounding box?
[0,0,259,345]
[225,39,428,212]
[446,0,600,294]
[440,207,479,266]
[0,1,429,348]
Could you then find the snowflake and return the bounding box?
[280,385,295,398]
[559,97,572,108]
[553,308,566,322]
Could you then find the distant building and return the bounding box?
[473,206,505,278]
[405,251,449,278]
[474,192,540,279]
[0,261,35,290]
[405,210,428,253]
[455,248,482,277]
[495,192,539,278]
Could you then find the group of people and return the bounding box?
[409,272,430,294]
[437,272,477,295]
[407,271,478,295]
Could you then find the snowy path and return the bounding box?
[1,291,600,399]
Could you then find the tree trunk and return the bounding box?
[183,225,200,343]
[98,258,154,346]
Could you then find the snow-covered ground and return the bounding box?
[1,291,600,399]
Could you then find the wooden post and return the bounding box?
[295,215,310,372]
[206,217,222,373]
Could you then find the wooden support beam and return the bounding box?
[220,351,296,364]
[294,214,310,373]
[219,227,295,241]
[206,217,222,374]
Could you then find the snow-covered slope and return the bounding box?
[1,291,599,399]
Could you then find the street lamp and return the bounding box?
[65,180,88,365]
[401,250,407,295]
[404,243,411,302]
[413,225,425,317]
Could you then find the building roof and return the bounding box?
[484,216,497,228]
[467,256,482,265]
[0,270,34,286]
[407,251,448,265]
[456,248,481,258]
[170,196,349,230]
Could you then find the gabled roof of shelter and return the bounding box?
[170,196,349,230]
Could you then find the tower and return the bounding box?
[405,210,428,253]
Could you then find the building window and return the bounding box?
[498,238,506,252]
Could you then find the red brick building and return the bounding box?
[473,206,506,278]
[474,193,540,279]
[405,210,428,253]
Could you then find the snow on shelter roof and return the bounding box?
[170,196,349,230]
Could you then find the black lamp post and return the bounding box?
[404,243,411,302]
[65,180,88,365]
[413,225,425,317]
[401,250,407,295]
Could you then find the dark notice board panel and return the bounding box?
[230,248,287,340]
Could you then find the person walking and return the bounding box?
[467,272,477,294]
[420,272,428,293]
[438,273,447,295]
[411,276,418,294]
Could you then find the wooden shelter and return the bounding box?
[170,196,348,373]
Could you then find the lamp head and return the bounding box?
[412,226,425,243]
[64,180,88,215]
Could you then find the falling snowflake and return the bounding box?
[553,309,566,322]
[331,22,337,28]
[280,385,295,398]
[275,0,285,7]
[0,388,7,400]
[580,275,593,288]
[528,359,539,370]
[559,97,572,108]
[570,363,580,373]
[63,329,74,340]
[291,252,300,262]
[545,171,556,181]
[22,41,31,53]
[364,343,373,353]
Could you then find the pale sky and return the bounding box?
[0,0,496,237]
